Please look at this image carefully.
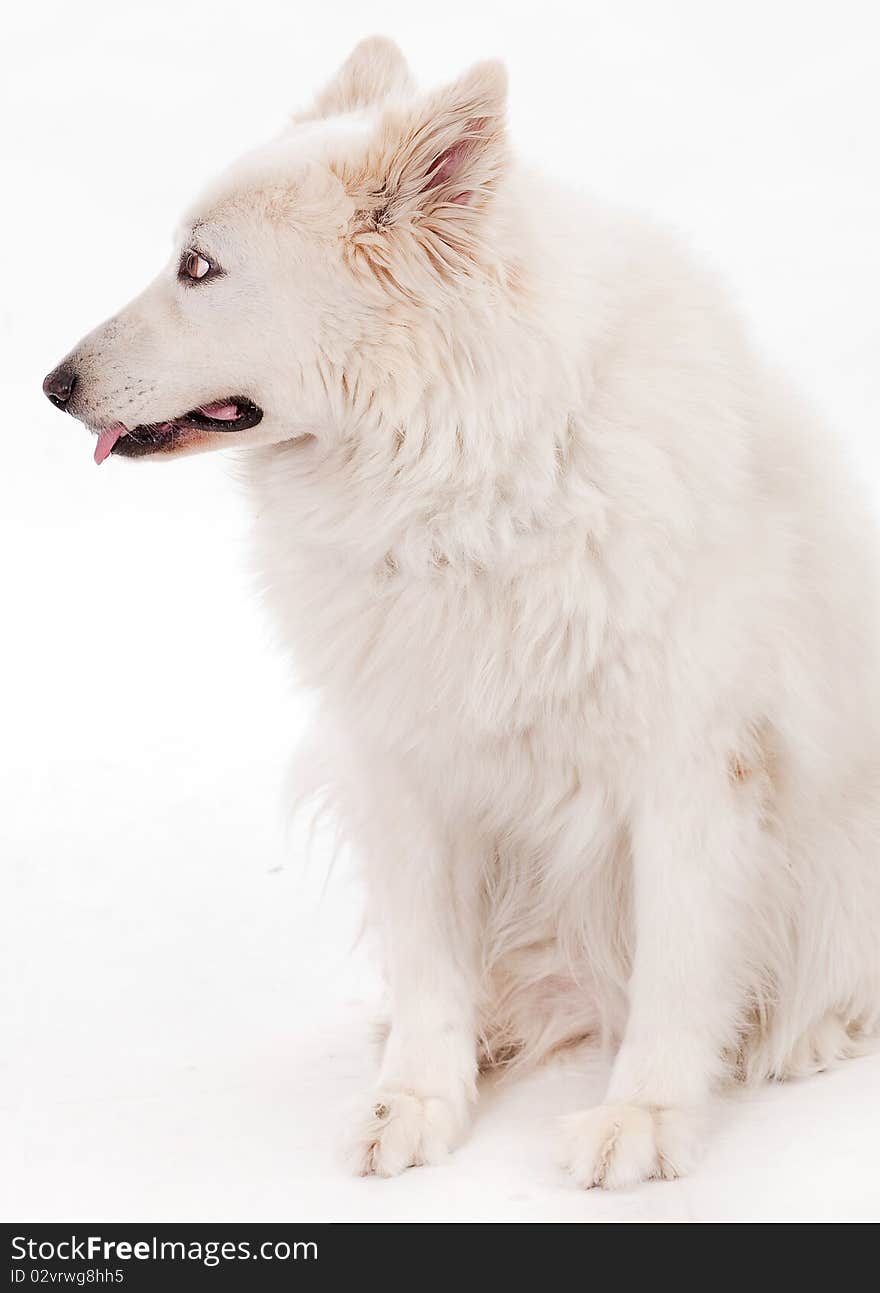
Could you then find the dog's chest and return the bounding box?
[261,534,653,790]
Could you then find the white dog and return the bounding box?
[44,37,880,1188]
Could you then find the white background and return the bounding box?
[3,0,880,1222]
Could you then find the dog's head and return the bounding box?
[43,38,509,468]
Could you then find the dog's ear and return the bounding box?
[341,60,508,286]
[366,60,508,233]
[300,37,414,120]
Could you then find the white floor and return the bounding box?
[4,0,880,1224]
[5,727,880,1223]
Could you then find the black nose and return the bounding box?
[42,363,77,409]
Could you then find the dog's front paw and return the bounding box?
[560,1103,699,1189]
[350,1090,460,1178]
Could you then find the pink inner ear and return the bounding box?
[425,139,472,192]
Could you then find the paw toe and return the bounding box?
[560,1102,698,1189]
[352,1091,456,1177]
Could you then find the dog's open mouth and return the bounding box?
[93,398,263,464]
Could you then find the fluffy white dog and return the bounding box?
[44,38,880,1187]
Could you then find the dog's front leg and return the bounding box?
[562,746,759,1188]
[352,803,480,1178]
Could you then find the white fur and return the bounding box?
[50,37,880,1188]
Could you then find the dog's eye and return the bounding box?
[180,250,213,281]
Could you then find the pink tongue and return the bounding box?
[198,401,240,421]
[94,423,128,465]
